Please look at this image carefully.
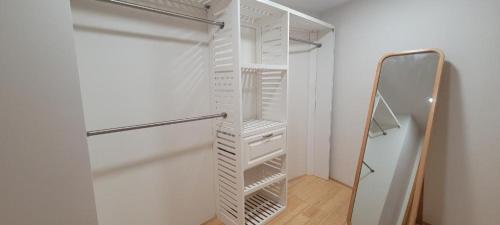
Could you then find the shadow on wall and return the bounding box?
[71,0,209,42]
[80,34,212,178]
[92,141,212,178]
[73,1,211,115]
[425,62,472,224]
[72,0,214,181]
[73,24,208,46]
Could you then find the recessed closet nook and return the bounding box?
[71,0,334,224]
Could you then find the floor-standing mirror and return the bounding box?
[347,49,445,225]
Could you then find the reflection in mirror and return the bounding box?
[349,50,444,225]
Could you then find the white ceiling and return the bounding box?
[271,0,351,15]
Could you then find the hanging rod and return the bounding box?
[363,161,375,173]
[97,0,225,29]
[87,112,227,137]
[372,118,387,135]
[289,37,322,48]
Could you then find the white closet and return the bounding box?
[71,0,333,224]
[208,1,334,224]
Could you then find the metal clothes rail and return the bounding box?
[289,37,322,48]
[97,0,325,47]
[363,161,375,173]
[97,0,225,29]
[87,112,227,137]
[372,118,387,135]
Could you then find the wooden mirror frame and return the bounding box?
[346,49,445,225]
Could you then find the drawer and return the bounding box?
[244,128,286,169]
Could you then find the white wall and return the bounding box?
[313,31,335,179]
[71,1,214,225]
[0,1,98,225]
[322,0,500,224]
[287,33,335,180]
[287,43,312,179]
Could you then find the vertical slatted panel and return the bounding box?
[215,130,241,222]
[242,70,258,121]
[209,0,244,224]
[261,23,283,64]
[258,17,287,65]
[260,70,286,122]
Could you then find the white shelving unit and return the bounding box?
[244,156,286,195]
[70,0,333,224]
[244,190,286,225]
[208,1,334,224]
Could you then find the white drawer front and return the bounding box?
[244,128,286,168]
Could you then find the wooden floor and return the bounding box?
[203,175,352,225]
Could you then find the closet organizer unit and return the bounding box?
[209,1,333,225]
[80,0,333,224]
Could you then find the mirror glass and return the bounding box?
[351,51,441,225]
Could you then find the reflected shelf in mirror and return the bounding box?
[369,91,401,138]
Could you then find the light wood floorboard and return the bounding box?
[203,175,351,225]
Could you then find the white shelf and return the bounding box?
[249,0,334,32]
[241,64,288,72]
[244,171,286,196]
[244,173,286,196]
[245,194,285,225]
[243,119,285,136]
